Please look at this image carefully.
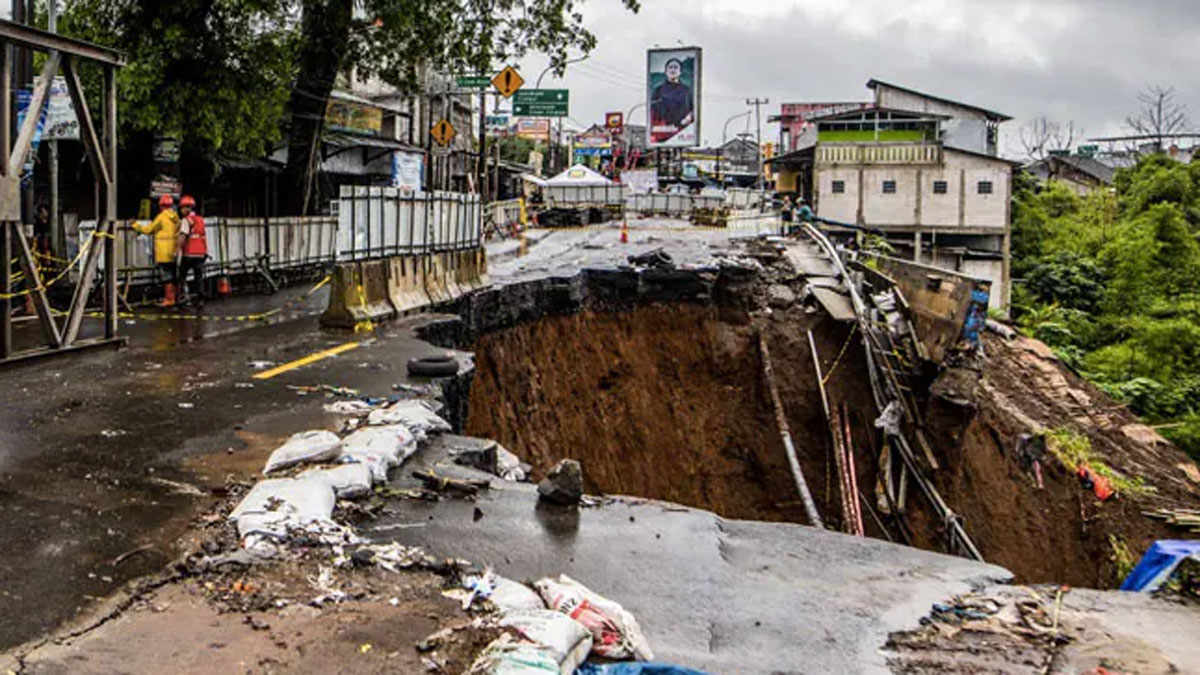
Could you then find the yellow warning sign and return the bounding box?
[431,119,456,146]
[492,66,525,99]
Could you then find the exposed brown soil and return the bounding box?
[920,334,1200,588]
[465,302,879,530]
[465,302,1200,588]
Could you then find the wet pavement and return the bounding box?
[377,435,1012,674]
[0,218,773,650]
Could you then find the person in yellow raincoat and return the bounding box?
[131,194,181,306]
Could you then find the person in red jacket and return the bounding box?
[176,195,208,306]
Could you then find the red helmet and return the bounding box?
[158,194,174,208]
[180,195,196,208]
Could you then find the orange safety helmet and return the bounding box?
[158,194,175,208]
[179,195,196,208]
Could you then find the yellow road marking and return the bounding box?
[252,341,360,380]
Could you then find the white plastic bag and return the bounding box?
[468,634,560,674]
[491,576,546,613]
[341,424,418,464]
[300,463,373,499]
[367,399,450,435]
[262,430,341,475]
[499,610,593,675]
[323,400,376,416]
[228,476,340,554]
[534,575,654,661]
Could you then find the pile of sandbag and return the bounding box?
[466,572,654,674]
[229,398,450,555]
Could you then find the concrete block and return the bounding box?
[424,251,452,305]
[320,262,373,328]
[387,255,431,315]
[359,259,398,322]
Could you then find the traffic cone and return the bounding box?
[158,283,177,308]
[217,276,232,297]
[620,220,629,244]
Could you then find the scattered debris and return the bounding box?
[627,248,674,269]
[323,400,378,416]
[288,384,360,397]
[177,402,195,409]
[452,440,528,481]
[538,459,584,506]
[100,429,127,438]
[1142,508,1200,532]
[248,360,276,370]
[413,470,490,496]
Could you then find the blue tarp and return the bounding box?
[1120,539,1200,592]
[577,663,709,675]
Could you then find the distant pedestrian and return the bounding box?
[132,194,181,307]
[33,205,51,257]
[780,195,793,235]
[176,195,207,307]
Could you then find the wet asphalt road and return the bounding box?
[0,219,772,650]
[380,436,1011,674]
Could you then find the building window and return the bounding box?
[831,180,845,194]
[882,180,896,194]
[932,180,948,194]
[977,180,993,195]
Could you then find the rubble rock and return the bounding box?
[537,460,584,506]
[766,284,797,308]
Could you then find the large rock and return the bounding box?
[537,459,583,506]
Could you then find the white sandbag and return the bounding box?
[534,575,654,661]
[229,477,340,554]
[498,610,592,675]
[338,449,390,484]
[262,430,341,475]
[340,425,418,466]
[323,400,376,416]
[491,576,546,613]
[367,399,451,435]
[495,444,527,482]
[300,463,373,499]
[467,634,559,674]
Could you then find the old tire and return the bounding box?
[407,355,459,377]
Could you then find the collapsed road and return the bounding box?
[1,218,1198,673]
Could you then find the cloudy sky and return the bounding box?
[517,0,1200,158]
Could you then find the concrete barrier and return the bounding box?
[387,256,431,315]
[424,252,453,305]
[476,248,489,286]
[320,261,394,328]
[443,251,465,300]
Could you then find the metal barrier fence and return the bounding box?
[725,188,768,210]
[77,188,481,286]
[543,184,627,207]
[337,186,481,259]
[625,193,725,215]
[489,199,525,229]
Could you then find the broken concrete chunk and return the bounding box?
[766,284,797,308]
[538,459,583,506]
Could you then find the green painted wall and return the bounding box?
[817,129,928,142]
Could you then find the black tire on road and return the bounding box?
[407,356,459,377]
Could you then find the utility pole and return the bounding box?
[746,97,769,191]
[48,0,60,256]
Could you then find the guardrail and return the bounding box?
[543,184,627,207]
[626,193,725,216]
[78,187,482,288]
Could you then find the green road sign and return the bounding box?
[456,75,491,88]
[513,89,569,117]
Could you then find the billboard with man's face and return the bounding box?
[646,47,701,148]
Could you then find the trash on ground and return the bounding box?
[538,459,583,506]
[407,353,461,377]
[535,574,654,661]
[323,400,378,416]
[262,430,342,475]
[366,399,451,436]
[577,663,710,675]
[627,248,674,269]
[499,609,593,674]
[300,463,373,499]
[177,402,195,409]
[100,429,127,438]
[414,469,490,496]
[288,384,360,397]
[248,360,276,370]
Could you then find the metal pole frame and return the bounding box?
[0,18,125,367]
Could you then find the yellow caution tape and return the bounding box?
[0,230,113,300]
[85,274,332,323]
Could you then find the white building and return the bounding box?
[770,82,1017,310]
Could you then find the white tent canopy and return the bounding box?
[543,164,612,187]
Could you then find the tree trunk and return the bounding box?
[282,0,353,215]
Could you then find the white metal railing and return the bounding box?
[817,143,942,166]
[542,184,627,207]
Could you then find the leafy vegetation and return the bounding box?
[1043,427,1154,496]
[1108,534,1136,584]
[1013,157,1200,460]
